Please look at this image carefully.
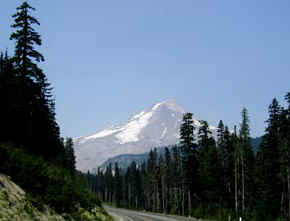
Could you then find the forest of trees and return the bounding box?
[1,2,290,221]
[88,94,290,221]
[0,1,101,217]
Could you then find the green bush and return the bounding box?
[0,143,101,214]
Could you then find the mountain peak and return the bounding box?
[151,100,185,113]
[74,100,216,172]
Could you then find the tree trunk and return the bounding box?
[162,178,165,213]
[287,168,290,221]
[242,153,245,217]
[182,183,185,216]
[235,154,238,216]
[188,188,192,216]
[128,184,131,208]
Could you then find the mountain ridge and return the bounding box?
[74,100,217,172]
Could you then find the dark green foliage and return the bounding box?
[63,137,76,175]
[179,113,199,215]
[254,95,290,220]
[236,108,255,219]
[198,120,215,147]
[114,163,122,207]
[256,99,282,219]
[218,125,235,210]
[0,1,63,160]
[91,92,290,221]
[10,2,44,66]
[0,1,102,217]
[250,137,262,153]
[2,3,289,221]
[198,120,221,214]
[0,144,101,213]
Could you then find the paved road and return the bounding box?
[105,206,199,221]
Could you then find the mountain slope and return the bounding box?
[74,100,217,172]
[99,147,167,171]
[100,137,262,171]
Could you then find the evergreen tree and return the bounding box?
[10,1,44,78]
[280,92,290,220]
[179,113,198,215]
[198,120,220,215]
[171,145,182,214]
[238,108,255,218]
[63,137,76,174]
[0,2,102,216]
[164,147,172,213]
[222,126,235,210]
[114,163,122,207]
[8,1,62,159]
[256,99,282,219]
[217,120,225,148]
[0,53,19,143]
[198,120,215,147]
[90,93,290,221]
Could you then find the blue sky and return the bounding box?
[1,1,289,138]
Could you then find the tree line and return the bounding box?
[88,94,290,221]
[0,2,75,171]
[0,2,101,217]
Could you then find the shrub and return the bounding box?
[0,143,101,214]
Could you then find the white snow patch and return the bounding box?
[152,100,185,113]
[161,127,167,139]
[116,111,153,144]
[83,128,120,141]
[165,100,185,113]
[193,118,201,127]
[152,102,163,111]
[131,111,145,120]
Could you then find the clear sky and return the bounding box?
[1,1,289,138]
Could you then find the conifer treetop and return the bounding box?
[10,1,44,73]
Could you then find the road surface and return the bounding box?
[105,206,200,221]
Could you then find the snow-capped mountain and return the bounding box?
[74,100,217,172]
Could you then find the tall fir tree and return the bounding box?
[238,108,255,218]
[257,99,282,219]
[9,1,62,160]
[63,137,76,175]
[179,113,198,215]
[114,162,122,207]
[10,1,44,78]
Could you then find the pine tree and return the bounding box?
[198,120,221,215]
[171,145,182,214]
[0,52,19,143]
[104,163,113,202]
[179,113,198,215]
[217,121,235,212]
[9,1,62,159]
[146,149,157,211]
[217,120,225,148]
[222,126,235,210]
[277,93,290,220]
[164,147,172,213]
[257,99,282,219]
[114,163,122,207]
[10,2,44,78]
[198,120,215,147]
[239,108,255,218]
[63,137,76,174]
